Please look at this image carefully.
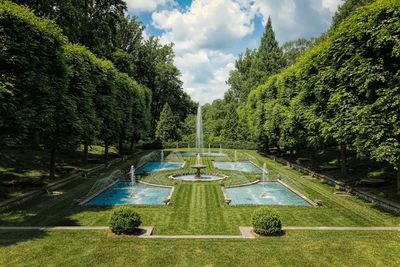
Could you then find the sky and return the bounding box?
[126,0,343,104]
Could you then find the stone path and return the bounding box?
[0,226,399,239]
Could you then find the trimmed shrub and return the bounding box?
[109,207,142,235]
[251,207,282,236]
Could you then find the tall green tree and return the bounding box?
[155,103,180,143]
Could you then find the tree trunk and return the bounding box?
[49,145,57,179]
[82,142,89,166]
[118,136,123,156]
[130,137,135,154]
[397,167,400,195]
[104,141,109,167]
[31,130,40,149]
[340,142,347,178]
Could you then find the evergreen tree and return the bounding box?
[248,17,286,92]
[155,103,180,143]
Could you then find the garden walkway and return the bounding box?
[0,226,399,239]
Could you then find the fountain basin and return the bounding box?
[135,161,184,174]
[224,181,312,206]
[170,173,227,181]
[84,181,173,205]
[213,161,263,173]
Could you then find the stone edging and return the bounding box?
[263,154,400,214]
[0,153,138,212]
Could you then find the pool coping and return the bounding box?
[168,172,229,182]
[79,180,174,206]
[222,179,317,206]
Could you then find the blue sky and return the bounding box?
[126,0,343,104]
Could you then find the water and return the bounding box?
[196,105,204,153]
[160,151,164,162]
[86,170,123,198]
[135,161,184,174]
[85,182,171,205]
[172,174,224,181]
[225,182,311,206]
[208,144,211,154]
[213,161,263,173]
[234,150,238,162]
[178,152,227,157]
[129,165,136,196]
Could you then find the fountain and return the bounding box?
[196,105,204,153]
[234,150,238,162]
[160,150,164,162]
[219,144,222,154]
[191,153,206,178]
[130,165,137,197]
[187,143,190,150]
[176,143,179,151]
[208,144,211,154]
[261,163,268,198]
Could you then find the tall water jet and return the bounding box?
[176,143,179,151]
[219,144,222,154]
[234,150,238,162]
[208,144,211,154]
[160,150,164,162]
[187,143,190,150]
[196,105,204,154]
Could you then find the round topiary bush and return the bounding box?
[251,207,282,236]
[109,206,142,235]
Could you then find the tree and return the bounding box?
[248,17,286,93]
[281,38,315,67]
[155,103,180,143]
[0,1,78,179]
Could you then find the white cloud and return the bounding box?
[322,0,343,13]
[145,0,341,104]
[125,0,176,12]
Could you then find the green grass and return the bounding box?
[1,149,400,266]
[0,145,120,201]
[1,150,399,235]
[0,230,399,266]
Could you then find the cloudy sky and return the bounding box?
[127,0,343,104]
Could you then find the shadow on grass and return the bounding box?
[0,229,48,247]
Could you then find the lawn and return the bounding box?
[1,149,399,236]
[0,230,399,266]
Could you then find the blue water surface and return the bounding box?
[213,161,262,173]
[86,182,172,205]
[225,182,310,206]
[135,161,184,174]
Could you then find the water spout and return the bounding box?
[196,105,204,154]
[234,150,237,162]
[160,150,164,162]
[219,144,222,154]
[130,165,136,197]
[208,144,211,154]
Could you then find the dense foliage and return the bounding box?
[109,206,142,235]
[199,0,400,192]
[251,207,282,236]
[0,1,152,177]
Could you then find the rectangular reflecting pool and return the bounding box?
[225,182,311,206]
[213,161,262,173]
[85,182,172,205]
[135,161,184,174]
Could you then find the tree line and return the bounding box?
[192,0,399,190]
[0,1,195,178]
